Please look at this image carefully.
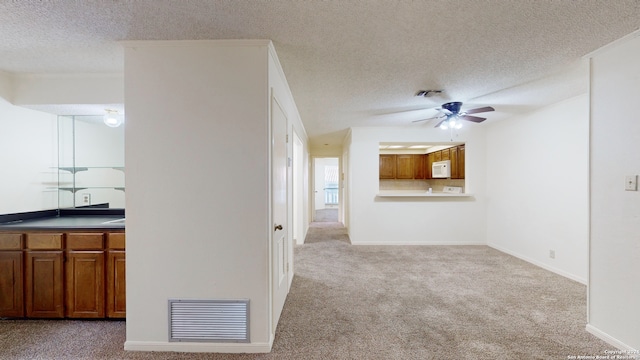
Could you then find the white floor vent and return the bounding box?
[168,299,250,343]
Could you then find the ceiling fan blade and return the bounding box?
[463,106,495,115]
[459,115,486,123]
[412,116,441,123]
[433,119,447,128]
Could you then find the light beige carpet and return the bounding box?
[0,221,612,359]
[314,208,338,222]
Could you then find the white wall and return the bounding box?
[347,126,487,245]
[0,92,58,214]
[124,40,272,352]
[588,32,640,351]
[12,73,123,106]
[485,94,590,283]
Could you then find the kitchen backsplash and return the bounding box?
[379,179,465,192]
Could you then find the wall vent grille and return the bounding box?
[168,299,249,343]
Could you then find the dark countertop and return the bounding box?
[0,207,125,231]
[0,216,125,231]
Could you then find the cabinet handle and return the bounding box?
[274,224,283,231]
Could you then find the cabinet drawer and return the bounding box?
[66,233,104,250]
[0,233,23,250]
[26,233,63,250]
[107,233,125,250]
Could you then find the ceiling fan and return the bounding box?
[413,101,495,129]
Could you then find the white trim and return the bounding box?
[124,341,273,353]
[267,42,308,140]
[120,39,271,48]
[586,324,639,354]
[352,241,485,246]
[488,243,586,285]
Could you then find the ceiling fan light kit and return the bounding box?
[410,98,495,130]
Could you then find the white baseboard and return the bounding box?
[586,324,639,355]
[351,241,485,246]
[123,341,273,353]
[488,243,587,285]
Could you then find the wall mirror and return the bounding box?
[57,115,125,208]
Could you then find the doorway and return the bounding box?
[313,157,339,222]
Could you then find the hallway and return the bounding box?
[307,208,349,244]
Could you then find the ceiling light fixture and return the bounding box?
[104,109,123,127]
[439,116,463,130]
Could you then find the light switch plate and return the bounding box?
[625,175,638,191]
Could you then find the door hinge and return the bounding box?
[286,263,290,272]
[286,134,289,143]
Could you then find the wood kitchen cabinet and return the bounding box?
[413,155,426,179]
[25,233,64,318]
[0,230,125,319]
[65,233,105,318]
[425,145,465,179]
[441,148,450,161]
[458,145,466,179]
[106,233,126,318]
[433,151,442,162]
[380,154,427,180]
[0,233,24,317]
[396,155,414,179]
[449,146,459,179]
[379,155,396,179]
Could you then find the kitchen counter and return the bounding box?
[0,208,125,231]
[376,191,474,198]
[0,216,125,230]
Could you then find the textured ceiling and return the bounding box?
[1,0,639,148]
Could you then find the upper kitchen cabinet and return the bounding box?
[412,155,426,179]
[425,145,465,179]
[379,155,397,179]
[395,155,414,179]
[379,154,427,180]
[456,145,465,179]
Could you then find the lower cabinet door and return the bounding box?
[0,251,24,317]
[106,250,126,318]
[65,251,105,318]
[25,251,64,318]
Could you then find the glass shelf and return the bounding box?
[57,166,124,173]
[58,187,125,193]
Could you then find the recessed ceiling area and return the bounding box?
[23,104,125,117]
[379,142,464,153]
[1,1,639,149]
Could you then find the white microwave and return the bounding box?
[432,160,451,178]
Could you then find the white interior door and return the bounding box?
[314,158,325,211]
[271,96,288,333]
[293,133,304,245]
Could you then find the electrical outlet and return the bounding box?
[625,175,638,191]
[82,193,91,205]
[549,250,555,259]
